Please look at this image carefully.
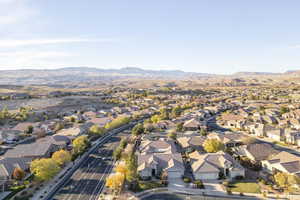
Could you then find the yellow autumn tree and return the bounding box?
[115,163,128,176]
[52,149,72,166]
[72,135,89,155]
[30,158,61,181]
[106,172,125,191]
[203,138,225,153]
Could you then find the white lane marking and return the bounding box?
[92,160,116,200]
[74,144,116,200]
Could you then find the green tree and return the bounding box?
[125,155,138,183]
[131,123,144,136]
[200,129,207,136]
[104,116,130,130]
[176,122,184,132]
[160,108,169,120]
[70,116,76,123]
[113,147,123,160]
[203,138,225,153]
[167,130,177,140]
[25,125,34,134]
[280,106,289,115]
[0,106,10,120]
[89,125,106,136]
[171,106,182,117]
[30,158,61,181]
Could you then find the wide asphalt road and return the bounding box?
[52,131,129,200]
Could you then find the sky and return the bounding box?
[1,0,300,74]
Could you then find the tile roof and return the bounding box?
[190,152,244,173]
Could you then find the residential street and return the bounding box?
[49,130,131,200]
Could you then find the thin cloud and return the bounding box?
[0,50,73,67]
[0,0,36,26]
[290,45,300,49]
[0,51,71,58]
[0,38,116,48]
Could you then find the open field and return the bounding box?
[0,96,110,111]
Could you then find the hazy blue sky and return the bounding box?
[1,0,300,74]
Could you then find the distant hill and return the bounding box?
[0,67,299,85]
[233,71,279,76]
[285,70,300,74]
[0,67,210,85]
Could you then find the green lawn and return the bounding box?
[138,181,164,191]
[228,181,261,193]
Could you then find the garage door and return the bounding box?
[195,172,218,180]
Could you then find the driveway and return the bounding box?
[202,180,225,193]
[168,178,186,190]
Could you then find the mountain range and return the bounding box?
[0,67,299,85]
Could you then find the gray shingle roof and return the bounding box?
[0,157,32,179]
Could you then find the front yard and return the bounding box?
[136,181,165,192]
[227,181,261,194]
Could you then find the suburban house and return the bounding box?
[266,127,284,141]
[249,123,266,137]
[177,136,206,152]
[155,120,176,130]
[262,115,277,124]
[189,151,245,180]
[221,114,246,129]
[0,157,32,182]
[4,135,68,159]
[137,153,184,179]
[207,132,246,148]
[183,118,206,131]
[12,122,39,134]
[56,127,83,139]
[87,116,112,127]
[289,119,300,130]
[138,139,177,155]
[285,130,300,146]
[282,109,300,120]
[234,143,278,164]
[262,151,300,176]
[0,130,20,144]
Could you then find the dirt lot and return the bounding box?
[0,96,111,111]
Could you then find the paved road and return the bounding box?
[52,131,129,200]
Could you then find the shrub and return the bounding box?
[194,180,204,189]
[183,177,191,183]
[222,180,229,187]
